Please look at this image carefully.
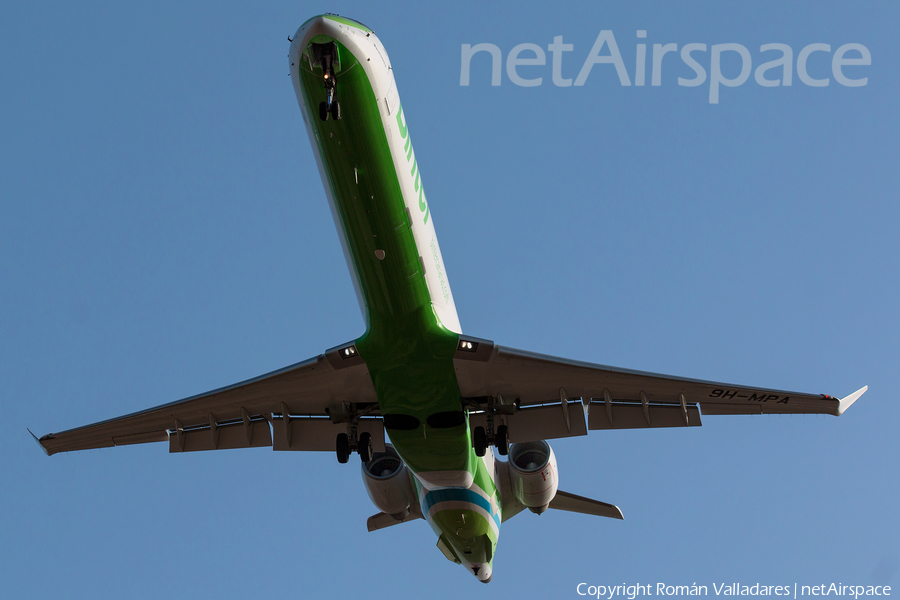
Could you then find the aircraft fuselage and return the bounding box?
[289,15,498,581]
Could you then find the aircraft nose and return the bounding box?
[292,15,341,49]
[292,14,371,51]
[471,563,493,583]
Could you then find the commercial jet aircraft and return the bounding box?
[33,15,867,583]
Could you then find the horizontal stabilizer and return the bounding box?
[366,511,422,532]
[549,490,624,520]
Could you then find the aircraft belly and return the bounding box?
[290,18,469,476]
[296,54,425,325]
[290,17,460,334]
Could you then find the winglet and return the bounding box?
[28,429,50,456]
[838,385,867,415]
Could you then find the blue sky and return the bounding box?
[2,1,897,597]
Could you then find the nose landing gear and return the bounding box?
[318,71,340,121]
[319,98,340,121]
[314,47,341,122]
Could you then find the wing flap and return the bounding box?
[588,403,702,430]
[272,417,385,452]
[169,419,273,453]
[470,403,588,443]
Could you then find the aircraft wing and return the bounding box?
[35,342,382,456]
[455,336,866,443]
[36,334,866,456]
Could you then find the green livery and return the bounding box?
[33,12,864,586]
[292,14,497,580]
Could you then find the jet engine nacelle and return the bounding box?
[507,440,558,514]
[361,444,417,518]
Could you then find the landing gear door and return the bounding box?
[385,73,399,116]
[307,40,342,73]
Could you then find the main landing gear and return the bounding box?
[327,401,374,464]
[471,395,514,457]
[335,430,371,463]
[473,424,508,458]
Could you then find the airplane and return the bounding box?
[32,14,867,584]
